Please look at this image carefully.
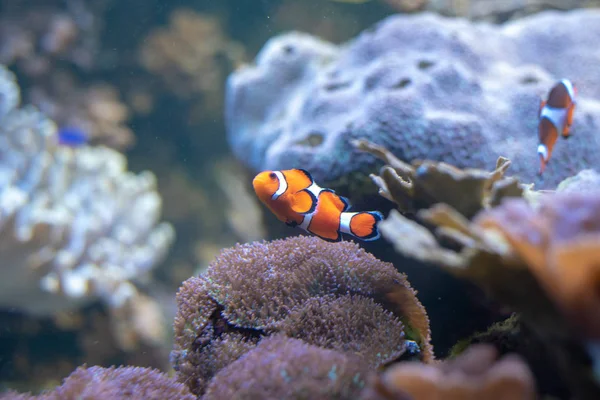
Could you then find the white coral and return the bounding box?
[0,65,174,317]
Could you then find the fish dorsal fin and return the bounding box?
[282,169,314,193]
[290,188,318,215]
[321,189,349,212]
[338,195,352,212]
[295,168,314,182]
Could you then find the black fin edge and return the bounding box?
[295,168,314,184]
[349,211,384,241]
[322,188,351,211]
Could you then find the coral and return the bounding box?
[450,314,572,398]
[171,236,432,396]
[29,73,135,151]
[0,66,174,350]
[0,1,133,151]
[278,295,409,367]
[203,335,370,400]
[362,343,535,400]
[1,365,195,400]
[378,189,600,397]
[383,0,428,13]
[213,158,266,243]
[555,169,600,194]
[140,8,245,121]
[226,10,600,192]
[425,0,600,21]
[353,139,525,218]
[475,191,600,339]
[270,0,377,44]
[0,0,103,77]
[170,277,256,395]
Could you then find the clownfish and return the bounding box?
[537,79,576,175]
[253,169,383,242]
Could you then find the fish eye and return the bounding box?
[269,172,277,179]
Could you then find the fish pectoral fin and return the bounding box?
[290,189,317,214]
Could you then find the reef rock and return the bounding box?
[171,236,431,396]
[226,9,600,191]
[555,169,600,194]
[361,343,536,400]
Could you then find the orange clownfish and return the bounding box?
[253,169,383,242]
[537,79,577,175]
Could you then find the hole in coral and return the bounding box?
[520,75,539,84]
[327,70,340,79]
[282,44,295,55]
[417,60,435,70]
[391,78,412,89]
[296,132,325,147]
[323,81,351,91]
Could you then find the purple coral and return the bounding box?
[1,366,195,400]
[171,236,432,396]
[226,10,600,190]
[203,335,370,400]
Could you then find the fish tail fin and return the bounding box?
[342,211,383,241]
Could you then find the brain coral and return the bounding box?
[203,335,370,400]
[0,65,174,347]
[226,9,600,190]
[171,236,431,396]
[0,366,195,400]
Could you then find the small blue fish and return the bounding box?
[57,126,88,147]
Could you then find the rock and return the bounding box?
[226,10,600,192]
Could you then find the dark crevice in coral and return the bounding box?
[296,132,325,147]
[461,315,573,399]
[192,304,265,354]
[417,60,435,70]
[282,44,295,55]
[520,75,539,84]
[391,78,412,89]
[323,81,352,91]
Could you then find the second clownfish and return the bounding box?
[537,79,577,175]
[253,169,383,242]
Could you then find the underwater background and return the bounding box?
[0,0,600,399]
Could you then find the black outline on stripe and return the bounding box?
[321,188,351,212]
[306,205,342,242]
[294,188,318,215]
[271,171,288,201]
